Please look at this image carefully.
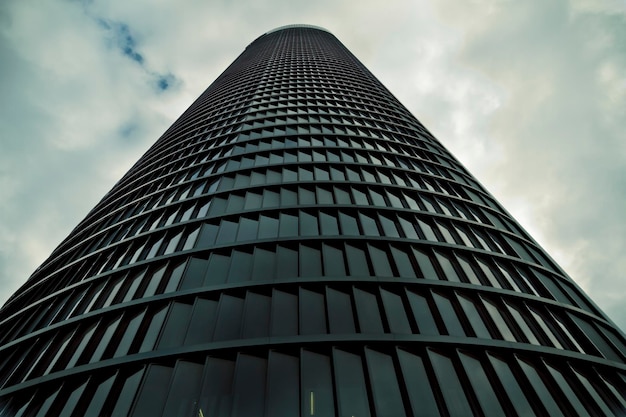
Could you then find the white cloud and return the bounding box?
[429,0,626,327]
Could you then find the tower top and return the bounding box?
[264,24,331,35]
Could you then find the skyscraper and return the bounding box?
[1,23,625,416]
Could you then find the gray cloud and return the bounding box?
[94,16,180,92]
[1,0,625,330]
[96,19,145,64]
[427,0,626,327]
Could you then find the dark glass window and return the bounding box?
[362,169,376,182]
[300,211,319,236]
[418,219,438,241]
[482,298,517,342]
[390,246,416,278]
[216,220,238,244]
[432,292,465,336]
[57,381,88,416]
[397,349,441,416]
[133,365,174,417]
[528,308,564,349]
[258,214,279,239]
[346,244,370,276]
[32,387,61,417]
[334,187,351,204]
[279,212,298,237]
[109,369,146,417]
[250,171,265,185]
[339,212,359,236]
[276,245,298,279]
[327,288,356,334]
[282,168,298,182]
[571,366,614,415]
[65,324,96,372]
[228,250,253,283]
[263,189,280,207]
[333,349,371,417]
[270,289,298,337]
[266,352,299,417]
[114,310,146,357]
[242,292,271,338]
[301,350,335,417]
[89,317,121,363]
[505,302,540,345]
[244,191,263,210]
[145,236,164,260]
[162,361,204,417]
[436,222,457,244]
[236,217,258,241]
[139,306,168,353]
[317,187,333,204]
[299,187,316,205]
[300,288,327,335]
[300,244,322,277]
[231,355,267,417]
[412,248,439,280]
[359,212,380,236]
[428,349,473,416]
[226,194,245,212]
[516,358,567,417]
[141,265,166,298]
[204,252,230,285]
[319,212,339,235]
[197,358,235,415]
[568,313,621,360]
[251,247,276,281]
[368,244,393,277]
[545,362,591,416]
[213,294,244,341]
[267,169,282,184]
[369,189,386,206]
[381,289,412,334]
[163,260,187,293]
[102,279,124,308]
[403,192,419,208]
[379,214,399,237]
[488,354,537,416]
[299,167,314,181]
[476,258,503,289]
[434,251,462,282]
[457,294,491,339]
[386,191,404,208]
[458,351,506,416]
[158,302,192,349]
[185,298,218,345]
[298,150,312,162]
[407,290,439,335]
[179,257,208,290]
[457,256,482,285]
[398,216,419,239]
[354,288,384,333]
[322,244,346,276]
[83,373,116,417]
[81,282,106,314]
[353,188,369,205]
[365,349,407,417]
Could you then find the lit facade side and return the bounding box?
[1,25,626,416]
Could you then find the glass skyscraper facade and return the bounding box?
[1,24,626,416]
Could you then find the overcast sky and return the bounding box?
[1,0,625,329]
